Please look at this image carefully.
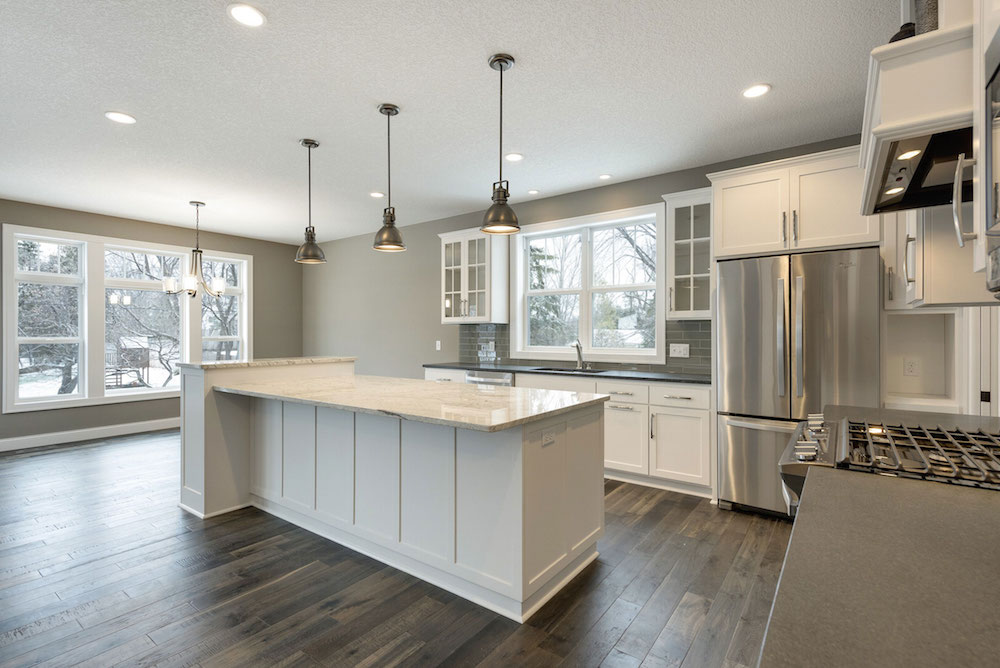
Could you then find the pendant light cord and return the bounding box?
[307,144,313,231]
[194,204,200,251]
[387,111,392,208]
[499,66,503,184]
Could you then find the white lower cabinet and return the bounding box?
[519,373,713,495]
[603,402,649,475]
[649,406,711,486]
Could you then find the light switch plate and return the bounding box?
[903,357,921,377]
[669,343,690,358]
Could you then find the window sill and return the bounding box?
[4,389,181,414]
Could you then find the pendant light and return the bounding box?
[481,53,519,235]
[294,138,327,264]
[373,103,406,252]
[163,201,226,297]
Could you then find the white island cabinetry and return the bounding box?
[180,361,606,623]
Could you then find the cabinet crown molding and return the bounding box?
[706,146,860,183]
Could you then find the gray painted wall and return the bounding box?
[0,199,303,439]
[304,135,860,378]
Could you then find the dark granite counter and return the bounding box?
[423,361,711,384]
[759,465,1000,667]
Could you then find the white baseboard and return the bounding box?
[604,470,713,499]
[0,417,180,454]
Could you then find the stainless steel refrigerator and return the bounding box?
[717,247,880,513]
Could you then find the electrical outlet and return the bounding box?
[669,343,690,358]
[435,340,441,351]
[903,357,921,377]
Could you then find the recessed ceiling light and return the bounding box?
[228,3,266,27]
[742,83,772,98]
[505,153,524,162]
[898,149,922,160]
[884,186,905,196]
[599,174,612,180]
[104,111,136,124]
[370,191,385,198]
[527,189,539,195]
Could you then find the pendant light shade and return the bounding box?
[295,138,327,264]
[373,103,406,252]
[481,53,519,235]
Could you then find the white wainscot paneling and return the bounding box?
[315,407,355,526]
[523,422,568,588]
[455,428,522,593]
[400,421,455,565]
[251,398,282,500]
[564,410,604,554]
[281,402,317,513]
[354,413,401,544]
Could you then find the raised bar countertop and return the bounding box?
[212,374,608,432]
[179,356,356,370]
[758,466,1000,667]
[423,362,711,384]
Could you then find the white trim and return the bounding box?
[0,416,180,453]
[178,501,252,519]
[603,470,713,498]
[3,223,253,413]
[510,203,666,364]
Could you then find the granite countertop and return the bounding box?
[758,466,1000,667]
[212,374,609,432]
[179,356,356,370]
[423,362,711,385]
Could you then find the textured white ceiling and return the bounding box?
[0,0,899,244]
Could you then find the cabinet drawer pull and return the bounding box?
[609,391,634,396]
[663,394,692,400]
[436,378,452,382]
[607,404,636,411]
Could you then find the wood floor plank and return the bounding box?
[0,430,791,667]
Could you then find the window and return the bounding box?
[512,204,665,363]
[3,225,253,412]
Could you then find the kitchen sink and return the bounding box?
[532,367,606,374]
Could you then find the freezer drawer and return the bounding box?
[718,414,800,514]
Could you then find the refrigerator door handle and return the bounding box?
[776,278,785,397]
[794,275,804,398]
[723,416,799,432]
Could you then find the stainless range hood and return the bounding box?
[859,20,974,218]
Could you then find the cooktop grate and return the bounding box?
[841,420,1000,489]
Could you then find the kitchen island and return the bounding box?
[759,466,1000,666]
[179,359,608,622]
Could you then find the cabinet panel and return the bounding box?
[648,382,711,410]
[400,420,455,564]
[354,413,400,543]
[440,229,509,324]
[714,169,788,257]
[251,398,282,499]
[281,402,316,513]
[665,188,713,318]
[649,407,710,486]
[315,407,354,525]
[603,402,648,474]
[595,379,648,404]
[424,368,467,383]
[790,155,879,249]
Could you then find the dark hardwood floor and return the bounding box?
[0,430,790,667]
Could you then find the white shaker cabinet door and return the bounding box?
[649,406,710,487]
[789,153,879,250]
[713,168,789,258]
[603,402,649,475]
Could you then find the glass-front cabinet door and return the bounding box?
[439,228,509,324]
[443,240,462,319]
[664,188,712,319]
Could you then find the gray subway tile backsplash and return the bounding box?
[458,320,711,375]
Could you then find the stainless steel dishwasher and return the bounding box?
[464,370,513,387]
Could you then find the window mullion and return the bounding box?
[581,228,592,351]
[85,241,103,400]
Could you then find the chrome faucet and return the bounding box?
[573,339,585,370]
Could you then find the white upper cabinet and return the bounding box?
[439,228,509,324]
[789,152,880,249]
[663,188,712,319]
[709,147,880,259]
[711,168,788,257]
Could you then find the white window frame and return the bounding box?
[510,203,666,364]
[3,224,253,413]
